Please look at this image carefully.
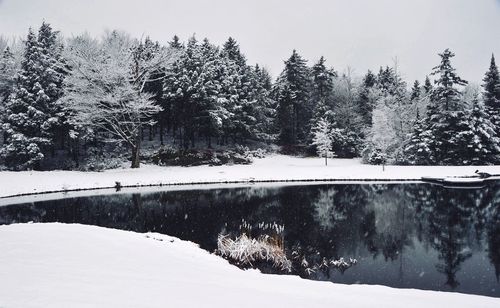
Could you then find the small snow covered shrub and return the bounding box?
[153,145,178,165]
[78,147,125,171]
[152,148,252,166]
[251,148,266,159]
[362,146,387,165]
[235,144,250,155]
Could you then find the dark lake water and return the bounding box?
[1,182,499,297]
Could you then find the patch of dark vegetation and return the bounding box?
[151,146,254,166]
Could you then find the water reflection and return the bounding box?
[0,182,499,297]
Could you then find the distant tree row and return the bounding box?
[0,23,499,170]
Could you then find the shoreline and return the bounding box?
[1,155,500,201]
[0,177,419,200]
[1,223,499,307]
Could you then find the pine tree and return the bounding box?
[222,37,246,67]
[1,23,65,170]
[0,46,16,103]
[430,49,468,111]
[220,37,261,143]
[357,70,377,126]
[273,50,311,144]
[483,54,500,109]
[403,115,433,165]
[248,65,275,142]
[377,66,405,98]
[462,97,500,164]
[423,76,433,94]
[169,35,182,49]
[163,36,204,148]
[199,38,236,144]
[482,54,500,134]
[427,48,468,164]
[311,118,334,165]
[163,35,259,147]
[310,56,335,131]
[410,80,421,101]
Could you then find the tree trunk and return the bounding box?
[131,138,141,168]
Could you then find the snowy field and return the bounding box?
[1,155,500,199]
[1,223,499,308]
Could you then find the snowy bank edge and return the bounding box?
[0,177,417,200]
[1,223,499,308]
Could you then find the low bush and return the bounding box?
[152,147,253,166]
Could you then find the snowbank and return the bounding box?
[1,155,500,199]
[1,223,498,308]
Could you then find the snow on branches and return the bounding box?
[60,31,178,168]
[311,117,335,165]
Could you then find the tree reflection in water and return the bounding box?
[0,182,499,297]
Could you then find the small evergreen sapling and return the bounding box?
[311,118,334,166]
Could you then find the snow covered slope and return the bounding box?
[0,223,499,308]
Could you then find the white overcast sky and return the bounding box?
[0,0,499,83]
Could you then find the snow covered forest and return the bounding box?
[0,22,499,171]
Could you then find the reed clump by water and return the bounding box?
[216,220,291,272]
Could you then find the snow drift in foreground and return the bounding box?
[1,223,499,308]
[2,155,500,199]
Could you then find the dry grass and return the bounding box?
[217,232,291,272]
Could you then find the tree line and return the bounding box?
[0,22,499,170]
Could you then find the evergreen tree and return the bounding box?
[403,115,433,165]
[169,35,182,49]
[357,70,377,126]
[1,23,65,170]
[446,110,474,164]
[462,97,500,164]
[0,47,16,103]
[430,49,468,111]
[222,37,246,67]
[410,80,421,101]
[310,56,336,131]
[423,76,433,94]
[403,50,495,166]
[427,48,468,164]
[483,54,500,110]
[163,36,263,147]
[273,50,311,144]
[377,66,406,98]
[199,38,237,144]
[220,38,260,143]
[163,36,204,148]
[247,65,275,141]
[482,54,500,133]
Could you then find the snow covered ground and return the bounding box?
[1,155,500,199]
[1,223,499,308]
